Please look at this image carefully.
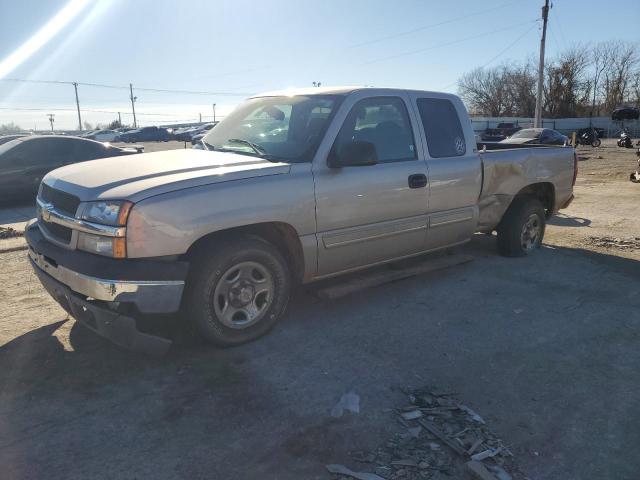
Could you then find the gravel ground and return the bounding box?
[0,139,639,480]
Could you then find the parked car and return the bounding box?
[118,126,172,142]
[0,136,142,198]
[481,122,522,141]
[500,128,568,146]
[85,129,121,142]
[26,87,576,354]
[190,122,218,144]
[0,134,28,145]
[611,106,639,121]
[173,125,201,142]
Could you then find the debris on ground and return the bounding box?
[331,392,361,418]
[0,227,24,239]
[586,236,640,250]
[327,464,386,480]
[328,387,526,480]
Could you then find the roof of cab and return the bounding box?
[251,86,365,97]
[251,86,460,100]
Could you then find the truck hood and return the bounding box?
[42,149,291,202]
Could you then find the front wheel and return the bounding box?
[184,236,291,346]
[497,197,546,257]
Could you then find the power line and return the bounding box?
[349,0,521,48]
[0,106,193,117]
[475,22,540,69]
[437,22,539,91]
[0,77,252,96]
[362,19,538,65]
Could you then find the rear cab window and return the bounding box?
[416,98,466,158]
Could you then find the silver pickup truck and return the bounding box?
[25,87,576,354]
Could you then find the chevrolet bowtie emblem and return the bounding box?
[41,203,53,222]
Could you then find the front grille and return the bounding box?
[40,220,72,243]
[41,184,81,216]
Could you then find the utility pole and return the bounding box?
[73,82,82,131]
[199,112,202,123]
[129,83,138,128]
[47,113,55,133]
[212,103,216,122]
[534,0,549,128]
[118,111,122,126]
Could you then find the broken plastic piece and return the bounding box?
[326,464,385,480]
[331,392,360,418]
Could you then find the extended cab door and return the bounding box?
[312,93,430,277]
[408,93,482,249]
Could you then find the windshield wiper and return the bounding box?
[205,139,282,162]
[227,138,267,156]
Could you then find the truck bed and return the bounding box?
[476,144,575,231]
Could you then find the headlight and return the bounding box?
[81,200,133,226]
[77,200,132,258]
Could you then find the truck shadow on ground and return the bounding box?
[1,237,640,479]
[547,213,592,227]
[1,237,638,386]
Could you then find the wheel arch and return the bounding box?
[183,222,306,284]
[511,182,555,218]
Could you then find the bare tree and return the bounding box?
[458,63,536,116]
[543,48,590,118]
[458,66,508,116]
[458,41,640,118]
[588,41,615,116]
[503,62,537,117]
[631,70,640,108]
[602,41,638,111]
[0,122,22,134]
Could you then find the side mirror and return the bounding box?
[328,140,378,168]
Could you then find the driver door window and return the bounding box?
[333,97,416,163]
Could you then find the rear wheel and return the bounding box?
[184,236,291,346]
[592,138,601,147]
[497,197,546,257]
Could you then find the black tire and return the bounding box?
[497,197,546,257]
[184,236,291,346]
[592,138,601,147]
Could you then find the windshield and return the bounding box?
[202,95,342,162]
[510,129,540,139]
[0,138,23,156]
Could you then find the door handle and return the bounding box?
[408,174,427,189]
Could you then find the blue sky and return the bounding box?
[1,0,638,129]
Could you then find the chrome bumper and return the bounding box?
[28,248,184,314]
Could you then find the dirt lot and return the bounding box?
[1,140,639,479]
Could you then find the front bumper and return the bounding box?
[30,259,172,356]
[28,247,185,313]
[26,221,187,313]
[26,221,189,355]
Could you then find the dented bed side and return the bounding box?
[476,146,575,232]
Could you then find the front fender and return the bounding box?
[126,165,315,258]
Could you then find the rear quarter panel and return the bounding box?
[477,146,574,230]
